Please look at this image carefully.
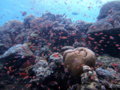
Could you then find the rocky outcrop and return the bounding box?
[0,43,35,73]
[97,1,120,20]
[87,1,120,57]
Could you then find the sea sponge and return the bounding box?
[63,47,96,76]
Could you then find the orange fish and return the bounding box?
[60,36,68,39]
[19,73,28,76]
[109,36,114,39]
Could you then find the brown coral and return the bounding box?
[63,47,96,76]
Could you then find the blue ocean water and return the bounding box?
[0,0,116,26]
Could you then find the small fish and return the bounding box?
[23,76,29,79]
[94,33,99,36]
[117,47,120,49]
[21,11,27,16]
[88,6,92,10]
[101,37,105,39]
[115,44,119,47]
[47,43,51,46]
[59,36,68,39]
[99,32,103,35]
[109,36,114,40]
[19,73,28,76]
[71,33,76,36]
[72,12,79,15]
[25,84,32,88]
[88,37,94,40]
[93,42,97,44]
[94,46,98,50]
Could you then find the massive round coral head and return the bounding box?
[63,47,96,76]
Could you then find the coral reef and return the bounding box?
[0,13,90,52]
[0,1,120,89]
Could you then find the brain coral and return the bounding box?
[63,47,96,76]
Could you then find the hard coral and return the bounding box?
[32,60,53,81]
[63,47,96,76]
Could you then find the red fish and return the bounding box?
[21,11,27,16]
[88,37,94,40]
[109,36,114,40]
[59,36,68,39]
[115,44,119,47]
[19,73,28,76]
